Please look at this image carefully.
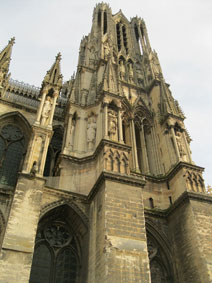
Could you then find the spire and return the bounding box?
[0,37,15,96]
[0,37,15,73]
[42,52,63,88]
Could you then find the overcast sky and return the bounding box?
[1,0,211,186]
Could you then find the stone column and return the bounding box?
[64,114,73,150]
[143,26,151,52]
[182,130,192,163]
[48,91,58,127]
[104,102,109,138]
[170,126,180,161]
[35,89,48,124]
[140,124,150,174]
[130,119,139,172]
[138,26,147,53]
[118,108,123,143]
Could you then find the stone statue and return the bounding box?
[151,54,161,79]
[104,41,110,60]
[87,116,96,150]
[108,110,117,140]
[0,69,4,85]
[128,63,134,83]
[119,60,125,80]
[30,161,38,176]
[175,131,186,157]
[69,118,76,150]
[89,47,96,68]
[81,89,88,106]
[41,96,52,126]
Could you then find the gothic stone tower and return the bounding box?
[0,3,211,283]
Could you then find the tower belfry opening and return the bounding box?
[0,3,211,283]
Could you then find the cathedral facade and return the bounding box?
[0,3,211,283]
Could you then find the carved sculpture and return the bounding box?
[30,161,38,176]
[81,89,88,106]
[0,69,4,85]
[128,62,134,83]
[89,47,96,68]
[69,119,76,151]
[175,131,186,157]
[104,41,110,60]
[119,60,125,80]
[41,96,52,126]
[151,54,161,79]
[87,116,96,150]
[108,110,117,140]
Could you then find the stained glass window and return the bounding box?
[55,248,77,283]
[0,124,25,186]
[29,244,51,283]
[30,223,79,283]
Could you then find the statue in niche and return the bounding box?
[41,96,52,126]
[108,110,117,140]
[119,60,125,80]
[151,54,161,79]
[69,118,76,151]
[30,161,38,176]
[104,41,110,60]
[128,62,134,83]
[0,69,4,85]
[175,131,186,157]
[89,47,96,68]
[87,115,96,150]
[81,89,88,106]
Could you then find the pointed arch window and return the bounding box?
[116,23,121,51]
[30,223,79,283]
[103,11,107,34]
[122,25,128,54]
[44,127,63,177]
[98,10,101,27]
[0,124,25,187]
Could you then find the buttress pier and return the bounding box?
[0,3,211,283]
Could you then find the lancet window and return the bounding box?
[146,229,174,283]
[0,124,25,186]
[29,205,88,283]
[44,127,63,177]
[122,25,128,54]
[116,23,121,51]
[103,11,107,34]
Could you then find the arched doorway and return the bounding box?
[29,204,88,283]
[146,221,175,283]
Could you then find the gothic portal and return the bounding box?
[0,3,211,283]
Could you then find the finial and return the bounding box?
[56,52,62,61]
[9,37,15,45]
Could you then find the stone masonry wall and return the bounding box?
[191,198,212,281]
[104,180,151,282]
[168,197,210,283]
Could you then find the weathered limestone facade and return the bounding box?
[0,3,211,283]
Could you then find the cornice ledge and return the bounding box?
[18,172,47,182]
[166,191,212,217]
[61,139,132,163]
[88,170,146,201]
[145,191,212,218]
[145,161,204,183]
[44,185,88,202]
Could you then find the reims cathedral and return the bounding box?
[0,3,211,283]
